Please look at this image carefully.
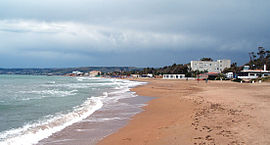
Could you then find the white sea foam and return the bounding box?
[106,80,146,101]
[75,77,101,82]
[19,89,78,97]
[0,95,105,145]
[0,78,146,145]
[45,82,121,89]
[80,117,123,123]
[109,88,130,95]
[75,129,92,132]
[47,81,56,84]
[76,77,84,82]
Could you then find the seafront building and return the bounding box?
[190,59,231,73]
[226,72,234,79]
[89,70,101,77]
[237,65,270,80]
[163,74,185,79]
[72,71,83,76]
[131,74,140,78]
[141,74,153,78]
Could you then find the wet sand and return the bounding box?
[38,94,152,145]
[98,79,270,145]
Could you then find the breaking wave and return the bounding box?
[0,78,146,145]
[0,94,105,145]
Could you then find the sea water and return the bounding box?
[0,75,145,145]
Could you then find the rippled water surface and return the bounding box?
[0,75,144,145]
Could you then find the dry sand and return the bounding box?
[98,79,270,145]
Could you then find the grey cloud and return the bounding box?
[0,0,269,67]
[0,20,218,53]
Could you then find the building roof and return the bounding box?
[241,70,270,73]
[207,72,219,75]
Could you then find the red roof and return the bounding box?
[207,72,219,75]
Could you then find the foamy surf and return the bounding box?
[0,75,146,145]
[19,89,78,97]
[0,95,104,145]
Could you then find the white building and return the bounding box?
[131,74,140,78]
[72,71,83,75]
[226,72,234,79]
[141,74,153,78]
[89,70,101,77]
[147,74,153,78]
[163,74,185,79]
[190,59,231,73]
[238,65,270,80]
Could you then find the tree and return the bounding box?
[222,62,242,74]
[257,47,266,60]
[248,46,270,70]
[200,58,213,61]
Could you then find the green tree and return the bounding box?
[248,46,270,70]
[200,58,213,61]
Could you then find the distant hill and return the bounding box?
[0,67,141,75]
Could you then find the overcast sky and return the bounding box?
[0,0,269,68]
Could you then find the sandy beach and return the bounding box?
[98,79,270,145]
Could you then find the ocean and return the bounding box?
[0,75,147,145]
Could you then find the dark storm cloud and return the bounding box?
[0,0,269,67]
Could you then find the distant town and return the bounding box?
[1,47,270,83]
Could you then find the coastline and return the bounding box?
[36,78,150,145]
[98,78,270,145]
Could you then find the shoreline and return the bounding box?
[36,78,150,145]
[98,79,270,145]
